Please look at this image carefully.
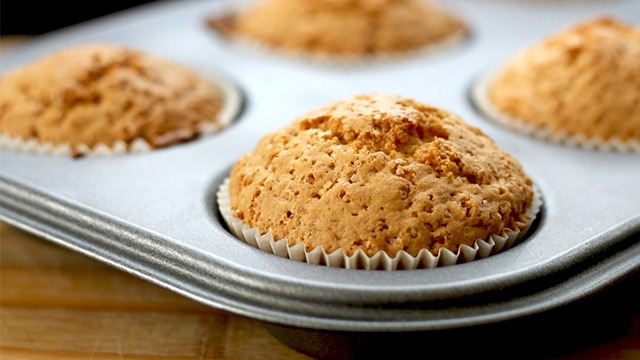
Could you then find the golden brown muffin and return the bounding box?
[0,44,223,155]
[209,0,467,60]
[488,17,640,143]
[228,94,535,258]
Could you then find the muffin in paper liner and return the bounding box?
[471,71,640,153]
[0,74,242,157]
[0,44,243,157]
[217,178,542,270]
[206,0,469,66]
[215,93,542,270]
[471,17,640,152]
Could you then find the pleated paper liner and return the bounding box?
[471,70,640,152]
[207,12,469,67]
[0,70,244,157]
[217,178,543,271]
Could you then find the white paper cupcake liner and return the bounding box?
[0,134,152,157]
[0,70,243,157]
[217,178,543,271]
[471,70,640,152]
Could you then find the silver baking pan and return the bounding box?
[1,0,639,358]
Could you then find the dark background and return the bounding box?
[1,1,160,35]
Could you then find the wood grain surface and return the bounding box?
[1,221,639,360]
[0,222,314,360]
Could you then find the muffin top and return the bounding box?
[488,17,640,142]
[0,44,222,154]
[229,94,534,257]
[210,0,467,60]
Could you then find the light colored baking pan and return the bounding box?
[1,0,639,356]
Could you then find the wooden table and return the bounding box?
[1,221,639,360]
[0,222,313,359]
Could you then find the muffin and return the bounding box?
[218,94,540,270]
[208,0,467,62]
[477,17,640,151]
[0,43,237,156]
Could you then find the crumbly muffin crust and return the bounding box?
[489,17,640,142]
[211,0,466,59]
[229,94,534,257]
[0,44,222,153]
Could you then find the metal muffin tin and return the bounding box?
[1,0,639,356]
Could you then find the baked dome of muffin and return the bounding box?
[228,94,535,258]
[0,44,224,155]
[488,17,640,143]
[210,0,467,60]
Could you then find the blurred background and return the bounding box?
[1,1,161,35]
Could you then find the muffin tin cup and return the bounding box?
[217,178,543,270]
[471,70,640,153]
[0,69,244,157]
